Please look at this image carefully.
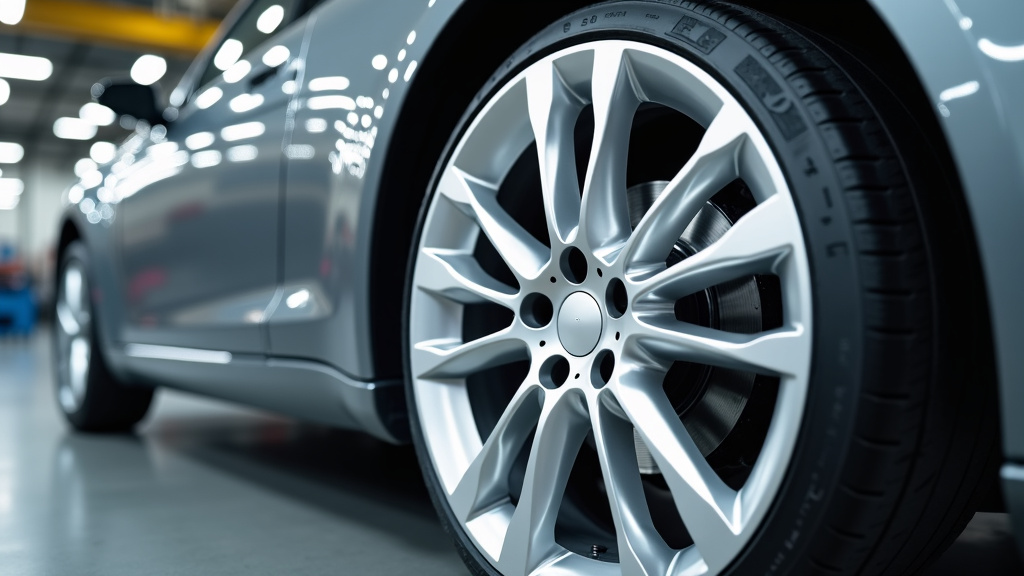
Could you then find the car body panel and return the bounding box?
[57,0,1024,551]
[867,0,1024,549]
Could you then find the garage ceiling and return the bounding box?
[0,0,236,164]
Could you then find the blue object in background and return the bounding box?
[0,242,36,337]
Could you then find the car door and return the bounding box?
[117,0,307,354]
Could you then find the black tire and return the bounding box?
[54,241,153,432]
[403,2,996,574]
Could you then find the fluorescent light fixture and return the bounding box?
[229,93,264,113]
[281,80,296,95]
[54,117,97,140]
[67,185,85,204]
[74,158,97,177]
[90,141,117,164]
[227,145,258,163]
[147,142,180,158]
[195,86,223,109]
[221,121,265,142]
[404,60,417,82]
[0,141,23,163]
[0,78,9,106]
[0,178,24,195]
[79,102,116,126]
[130,54,167,86]
[308,76,350,92]
[307,95,356,111]
[0,178,24,210]
[213,39,243,71]
[80,170,103,189]
[185,131,215,150]
[223,59,251,83]
[0,0,26,25]
[191,150,222,169]
[371,55,387,70]
[407,31,416,45]
[0,52,52,81]
[256,5,285,34]
[262,45,290,68]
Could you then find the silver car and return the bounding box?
[53,0,1024,574]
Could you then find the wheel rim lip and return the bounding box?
[408,40,813,575]
[56,262,90,414]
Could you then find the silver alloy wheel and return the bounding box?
[409,41,813,576]
[55,261,91,414]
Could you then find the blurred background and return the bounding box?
[0,0,235,334]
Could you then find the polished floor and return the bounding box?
[1,328,1022,576]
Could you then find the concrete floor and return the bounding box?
[1,328,1022,576]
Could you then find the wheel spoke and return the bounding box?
[413,325,529,380]
[438,167,550,279]
[580,45,640,257]
[498,391,589,576]
[589,393,674,576]
[622,102,751,269]
[632,313,808,378]
[614,369,741,572]
[632,194,799,299]
[526,59,584,246]
[416,248,518,307]
[450,383,544,521]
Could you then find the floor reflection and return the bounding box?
[1,328,1021,575]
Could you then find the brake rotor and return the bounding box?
[626,181,761,473]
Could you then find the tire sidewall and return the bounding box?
[403,3,865,574]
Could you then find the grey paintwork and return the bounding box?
[57,0,1024,551]
[866,0,1024,550]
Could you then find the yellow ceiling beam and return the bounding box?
[17,0,219,56]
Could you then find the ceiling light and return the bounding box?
[0,78,9,106]
[195,86,223,109]
[223,60,251,83]
[256,5,285,34]
[90,142,117,164]
[74,158,97,177]
[214,39,243,71]
[0,142,24,163]
[0,0,26,26]
[79,102,116,126]
[131,54,167,86]
[0,52,53,81]
[221,121,265,142]
[0,178,24,192]
[229,93,264,113]
[262,45,290,67]
[185,132,215,150]
[54,117,98,140]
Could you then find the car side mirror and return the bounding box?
[91,79,165,126]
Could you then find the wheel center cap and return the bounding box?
[557,292,603,357]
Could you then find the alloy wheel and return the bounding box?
[409,41,813,575]
[55,260,92,414]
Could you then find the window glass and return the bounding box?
[196,0,300,90]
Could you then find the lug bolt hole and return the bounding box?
[606,278,628,318]
[597,268,603,277]
[592,350,615,388]
[539,340,546,347]
[560,247,588,284]
[521,293,553,328]
[541,355,570,389]
[550,276,557,284]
